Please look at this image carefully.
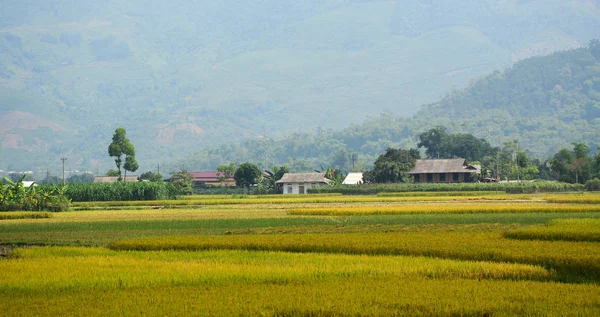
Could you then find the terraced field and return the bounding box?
[1,193,600,316]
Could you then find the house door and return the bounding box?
[299,185,305,194]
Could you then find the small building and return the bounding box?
[342,172,363,185]
[94,176,139,183]
[276,172,330,194]
[409,159,480,183]
[22,181,37,188]
[189,172,235,187]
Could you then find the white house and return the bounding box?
[276,172,330,194]
[342,172,363,185]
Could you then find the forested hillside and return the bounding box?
[1,0,599,173]
[175,42,600,173]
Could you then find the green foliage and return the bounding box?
[216,163,236,186]
[67,173,95,184]
[550,143,594,184]
[260,165,289,194]
[169,170,193,196]
[108,128,136,181]
[234,163,262,193]
[63,182,178,202]
[106,169,120,177]
[364,148,419,183]
[585,178,600,191]
[1,176,70,211]
[140,171,162,182]
[418,127,497,174]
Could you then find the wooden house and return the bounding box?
[409,159,480,183]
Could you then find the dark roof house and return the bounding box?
[189,172,235,186]
[409,159,480,183]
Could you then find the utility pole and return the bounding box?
[61,157,67,185]
[157,163,160,174]
[516,140,520,183]
[496,136,500,182]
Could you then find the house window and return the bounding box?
[299,185,305,194]
[287,186,293,194]
[414,174,420,183]
[440,173,446,182]
[426,174,433,182]
[453,173,459,182]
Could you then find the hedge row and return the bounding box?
[60,182,180,202]
[308,182,584,195]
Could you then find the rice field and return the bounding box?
[505,218,600,242]
[1,192,600,316]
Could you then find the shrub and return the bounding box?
[585,178,600,191]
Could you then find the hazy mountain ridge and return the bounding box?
[0,0,598,172]
[174,43,600,173]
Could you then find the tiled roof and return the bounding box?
[409,159,476,174]
[189,172,233,182]
[275,172,330,184]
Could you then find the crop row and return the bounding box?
[71,194,539,208]
[1,247,551,293]
[5,247,597,316]
[0,212,52,220]
[309,181,585,195]
[545,194,600,204]
[109,232,600,281]
[3,275,600,316]
[63,182,179,202]
[504,218,600,242]
[286,203,600,216]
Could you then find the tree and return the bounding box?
[363,148,420,183]
[590,39,600,61]
[123,155,139,181]
[169,170,193,195]
[216,163,236,187]
[550,143,593,184]
[417,126,449,159]
[140,171,162,182]
[262,165,289,194]
[7,173,33,183]
[418,127,495,162]
[67,173,95,183]
[234,163,262,193]
[108,128,136,181]
[106,169,120,177]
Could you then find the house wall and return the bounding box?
[282,182,325,194]
[414,173,474,183]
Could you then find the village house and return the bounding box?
[342,172,363,185]
[276,172,330,194]
[94,175,139,183]
[409,158,480,183]
[189,172,235,187]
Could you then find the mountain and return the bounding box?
[1,0,600,174]
[175,42,600,173]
